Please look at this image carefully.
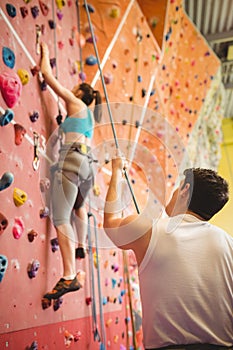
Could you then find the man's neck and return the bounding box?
[186,210,206,221]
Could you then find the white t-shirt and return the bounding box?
[138,214,233,349]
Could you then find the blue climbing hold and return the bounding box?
[85,55,97,66]
[0,108,14,126]
[2,47,15,69]
[6,3,17,18]
[29,341,38,350]
[102,296,108,305]
[111,278,117,288]
[0,172,14,191]
[0,255,8,282]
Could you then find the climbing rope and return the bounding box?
[87,212,101,343]
[123,249,138,350]
[75,0,85,82]
[88,211,107,349]
[87,194,107,349]
[51,0,63,124]
[83,0,140,214]
[83,2,146,348]
[126,27,142,158]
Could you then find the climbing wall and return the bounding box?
[0,0,224,349]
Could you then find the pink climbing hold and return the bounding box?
[0,71,22,108]
[39,178,50,192]
[12,217,25,239]
[73,331,81,342]
[104,72,113,84]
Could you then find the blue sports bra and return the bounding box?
[60,108,94,139]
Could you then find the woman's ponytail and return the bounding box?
[79,83,102,122]
[93,90,102,123]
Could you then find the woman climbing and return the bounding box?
[40,42,102,302]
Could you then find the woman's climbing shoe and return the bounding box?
[43,271,85,300]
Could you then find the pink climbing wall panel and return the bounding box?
[0,0,221,349]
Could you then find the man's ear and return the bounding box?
[181,182,190,198]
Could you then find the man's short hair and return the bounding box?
[183,168,229,220]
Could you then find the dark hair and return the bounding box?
[79,83,102,123]
[183,168,229,220]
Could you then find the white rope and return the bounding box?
[91,0,135,87]
[128,74,156,166]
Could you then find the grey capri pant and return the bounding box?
[51,144,94,227]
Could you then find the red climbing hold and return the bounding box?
[85,296,92,305]
[20,6,28,18]
[27,229,38,242]
[39,0,49,16]
[14,123,26,145]
[0,213,8,235]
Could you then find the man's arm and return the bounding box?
[103,155,152,266]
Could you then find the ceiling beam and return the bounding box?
[205,30,233,44]
[224,82,233,90]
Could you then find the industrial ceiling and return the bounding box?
[184,0,233,118]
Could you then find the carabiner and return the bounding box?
[32,131,40,171]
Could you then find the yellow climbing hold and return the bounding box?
[17,69,30,85]
[13,188,27,207]
[56,0,66,10]
[93,251,101,269]
[109,7,120,18]
[93,184,101,196]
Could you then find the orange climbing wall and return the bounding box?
[0,0,222,350]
